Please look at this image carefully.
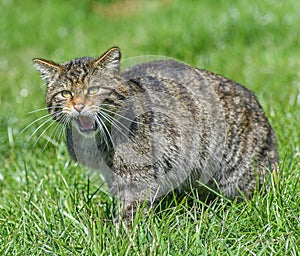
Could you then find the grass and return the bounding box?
[0,0,299,255]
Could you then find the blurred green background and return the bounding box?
[1,0,300,151]
[0,0,299,254]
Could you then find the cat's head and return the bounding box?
[33,47,124,136]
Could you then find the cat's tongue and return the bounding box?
[77,116,95,131]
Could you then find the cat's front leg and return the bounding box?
[114,200,145,228]
[111,177,159,228]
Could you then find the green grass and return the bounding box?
[0,0,299,255]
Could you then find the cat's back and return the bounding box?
[121,59,256,101]
[121,59,201,88]
[120,59,265,122]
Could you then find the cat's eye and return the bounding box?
[61,90,73,98]
[87,86,99,95]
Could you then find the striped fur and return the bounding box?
[33,47,278,224]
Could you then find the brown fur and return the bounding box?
[33,47,278,224]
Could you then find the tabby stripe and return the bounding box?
[125,77,160,178]
[108,88,126,100]
[156,74,201,122]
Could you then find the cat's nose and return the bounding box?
[74,103,85,113]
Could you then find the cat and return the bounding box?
[33,47,278,224]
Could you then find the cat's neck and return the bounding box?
[66,125,113,168]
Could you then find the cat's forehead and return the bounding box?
[59,56,95,84]
[62,56,94,71]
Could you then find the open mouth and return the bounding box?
[75,115,97,133]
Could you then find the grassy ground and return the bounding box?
[0,0,299,255]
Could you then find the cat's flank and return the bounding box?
[33,47,278,223]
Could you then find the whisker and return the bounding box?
[57,120,67,141]
[19,112,55,136]
[27,105,62,114]
[26,118,54,141]
[32,119,58,147]
[62,106,73,115]
[101,110,137,138]
[27,111,65,141]
[28,108,48,114]
[99,112,132,143]
[99,106,142,125]
[94,114,114,148]
[94,117,109,147]
[33,112,70,147]
[61,113,72,127]
[41,114,71,149]
[40,122,62,149]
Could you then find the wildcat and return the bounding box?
[33,47,278,223]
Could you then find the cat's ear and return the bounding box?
[94,47,121,74]
[33,58,61,83]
